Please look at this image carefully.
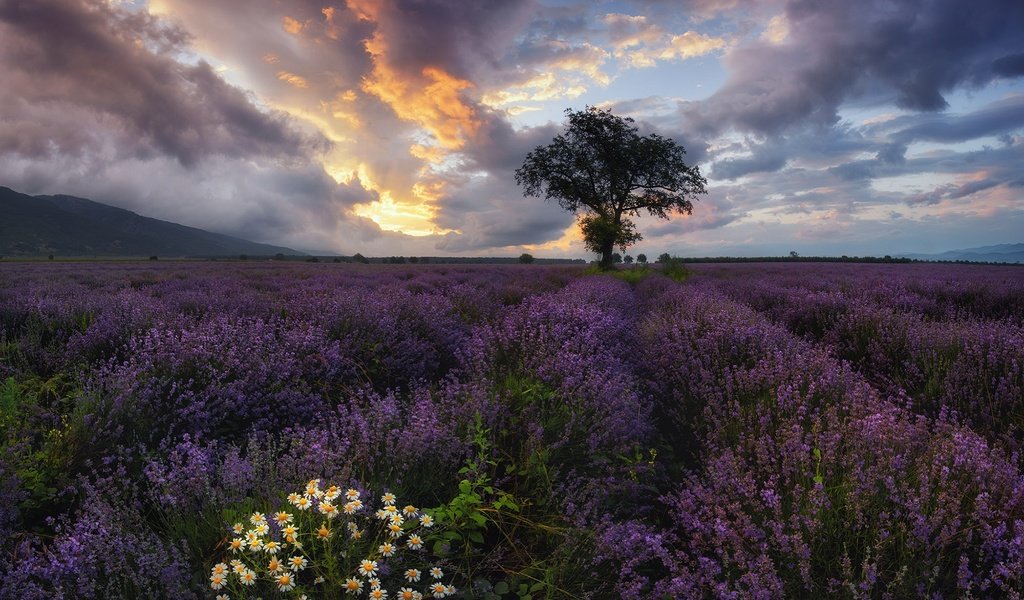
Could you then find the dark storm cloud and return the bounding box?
[993,53,1024,78]
[0,0,318,166]
[464,111,560,174]
[710,150,787,180]
[434,206,572,252]
[683,0,1024,137]
[876,143,907,165]
[887,94,1024,144]
[827,160,877,182]
[351,0,536,79]
[431,169,573,251]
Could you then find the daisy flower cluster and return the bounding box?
[210,479,457,598]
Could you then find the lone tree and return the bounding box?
[516,106,707,269]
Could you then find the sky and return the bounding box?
[1,0,1023,258]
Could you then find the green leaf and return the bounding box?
[469,512,487,527]
[468,530,484,544]
[494,582,509,595]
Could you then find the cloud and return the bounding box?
[0,0,319,167]
[887,94,1024,144]
[993,53,1024,78]
[430,162,575,252]
[683,0,1024,137]
[711,149,787,180]
[644,203,740,236]
[817,97,1024,187]
[277,71,310,89]
[463,111,560,174]
[760,13,789,44]
[434,207,572,252]
[603,13,726,68]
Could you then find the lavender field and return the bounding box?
[1,261,1023,599]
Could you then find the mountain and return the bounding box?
[0,186,303,257]
[898,243,1024,264]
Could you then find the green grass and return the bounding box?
[584,260,690,283]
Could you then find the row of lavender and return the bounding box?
[608,273,1024,597]
[697,263,1024,454]
[0,261,1022,598]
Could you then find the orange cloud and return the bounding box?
[412,178,446,203]
[481,42,609,110]
[523,223,583,253]
[334,0,486,236]
[277,71,309,89]
[321,6,343,40]
[360,51,480,148]
[409,143,447,163]
[663,31,726,60]
[320,91,362,127]
[346,0,380,22]
[282,16,304,35]
[345,1,481,150]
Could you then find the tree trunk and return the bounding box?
[599,241,615,270]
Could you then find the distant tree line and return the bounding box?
[267,254,587,265]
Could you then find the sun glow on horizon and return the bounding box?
[353,193,459,236]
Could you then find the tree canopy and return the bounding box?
[515,106,707,269]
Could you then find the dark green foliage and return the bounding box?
[515,107,706,269]
[660,257,690,282]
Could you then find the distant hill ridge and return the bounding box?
[0,186,302,257]
[898,243,1024,264]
